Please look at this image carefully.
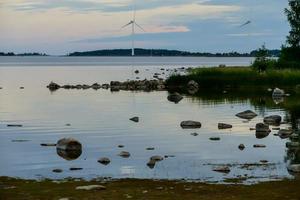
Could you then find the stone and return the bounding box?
[20,87,24,89]
[272,88,285,97]
[210,137,221,141]
[238,144,245,150]
[146,147,155,150]
[213,166,230,173]
[167,93,183,104]
[255,123,270,133]
[119,151,130,158]
[218,123,232,129]
[98,157,111,165]
[235,110,257,120]
[253,144,266,148]
[129,117,139,123]
[70,167,83,171]
[278,129,293,139]
[134,70,139,74]
[180,121,201,129]
[187,80,199,94]
[52,169,63,173]
[150,155,164,162]
[118,145,125,148]
[147,159,156,169]
[7,124,23,127]
[263,115,282,125]
[76,185,106,191]
[40,143,56,147]
[47,82,61,91]
[191,132,199,136]
[56,138,82,161]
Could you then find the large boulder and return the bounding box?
[167,93,183,104]
[56,138,82,160]
[235,110,257,120]
[263,115,282,125]
[180,121,202,129]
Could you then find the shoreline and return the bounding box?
[1,176,300,199]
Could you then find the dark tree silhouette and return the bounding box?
[285,0,300,48]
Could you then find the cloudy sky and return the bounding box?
[0,0,289,55]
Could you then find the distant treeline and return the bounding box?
[68,48,281,57]
[0,52,47,56]
[0,49,281,57]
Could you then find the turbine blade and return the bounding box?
[135,22,146,32]
[122,21,133,28]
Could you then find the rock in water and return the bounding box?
[134,70,139,74]
[167,93,183,104]
[56,138,82,160]
[253,144,266,148]
[129,117,139,123]
[278,129,293,139]
[255,123,270,136]
[235,110,257,120]
[263,115,282,125]
[180,121,201,129]
[47,82,61,91]
[118,151,130,158]
[255,123,271,139]
[187,80,199,94]
[218,123,232,129]
[98,157,111,165]
[150,155,164,162]
[272,88,285,97]
[238,144,245,150]
[213,166,230,173]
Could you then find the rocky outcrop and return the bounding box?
[180,121,201,129]
[47,79,165,92]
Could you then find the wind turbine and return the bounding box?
[239,20,251,27]
[121,3,145,56]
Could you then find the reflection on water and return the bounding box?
[0,62,300,183]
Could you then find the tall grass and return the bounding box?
[166,67,300,88]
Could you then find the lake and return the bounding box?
[0,56,298,183]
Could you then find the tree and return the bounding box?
[285,0,300,48]
[278,0,300,68]
[252,44,270,72]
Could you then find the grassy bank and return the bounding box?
[1,177,300,200]
[166,67,300,89]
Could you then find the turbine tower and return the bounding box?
[122,2,145,56]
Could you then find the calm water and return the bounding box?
[0,56,298,183]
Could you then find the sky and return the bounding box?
[0,0,290,55]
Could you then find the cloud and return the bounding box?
[226,32,273,37]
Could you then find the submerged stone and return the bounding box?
[180,121,201,129]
